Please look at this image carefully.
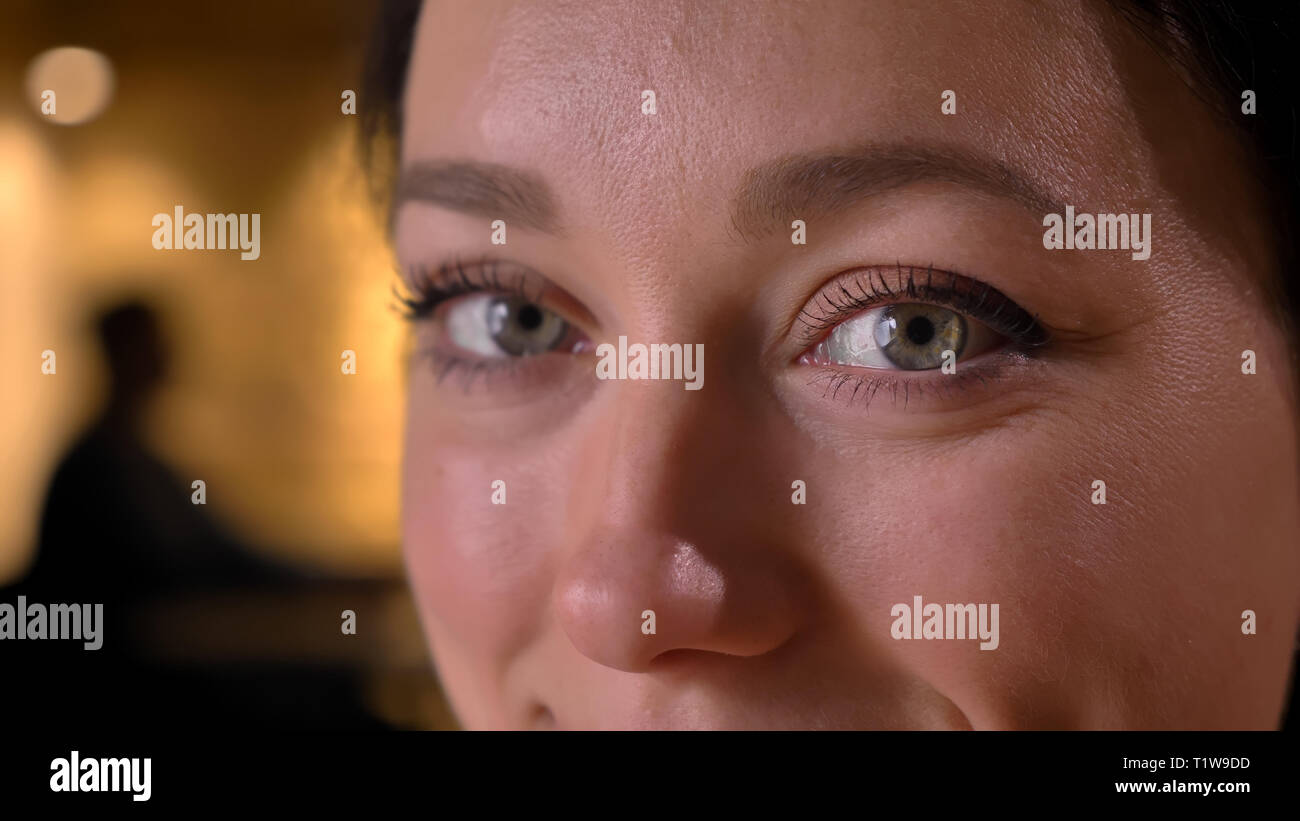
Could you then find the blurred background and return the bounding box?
[0,0,456,729]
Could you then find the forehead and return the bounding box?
[398,0,1208,260]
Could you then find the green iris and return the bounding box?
[485,296,567,356]
[872,304,967,370]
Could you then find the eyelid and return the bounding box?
[793,263,1049,352]
[398,257,540,319]
[396,255,598,333]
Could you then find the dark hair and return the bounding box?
[1106,0,1300,364]
[359,0,423,215]
[362,0,1300,356]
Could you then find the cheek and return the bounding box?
[401,401,560,675]
[810,389,1299,728]
[807,435,1082,725]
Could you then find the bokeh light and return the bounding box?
[25,46,115,125]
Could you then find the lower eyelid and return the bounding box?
[411,318,594,396]
[414,343,533,392]
[797,342,1041,412]
[410,342,602,415]
[806,368,984,411]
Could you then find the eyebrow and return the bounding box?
[728,144,1066,242]
[394,159,562,234]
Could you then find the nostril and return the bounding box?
[647,647,727,673]
[530,703,556,729]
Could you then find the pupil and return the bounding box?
[517,304,543,331]
[905,315,935,345]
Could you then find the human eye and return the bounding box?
[794,264,1049,407]
[442,292,572,358]
[397,257,592,390]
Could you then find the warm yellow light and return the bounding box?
[0,121,62,584]
[25,46,115,126]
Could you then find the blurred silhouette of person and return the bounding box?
[2,299,386,730]
[27,300,292,597]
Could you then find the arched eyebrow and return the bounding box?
[728,144,1067,242]
[394,159,562,235]
[394,145,1064,244]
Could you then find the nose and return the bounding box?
[554,531,802,671]
[552,363,808,673]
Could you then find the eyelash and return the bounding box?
[395,256,550,389]
[794,263,1048,349]
[396,258,1049,407]
[395,256,540,321]
[794,264,1049,411]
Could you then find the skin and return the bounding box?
[394,0,1300,729]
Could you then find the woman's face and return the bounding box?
[395,0,1300,728]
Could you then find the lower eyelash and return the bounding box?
[806,348,1034,411]
[412,344,522,391]
[810,370,966,411]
